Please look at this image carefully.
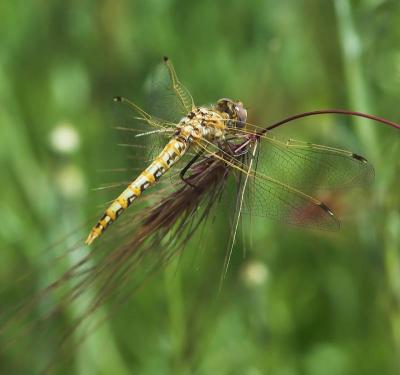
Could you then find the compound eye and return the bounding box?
[235,106,247,128]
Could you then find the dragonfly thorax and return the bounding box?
[177,106,228,143]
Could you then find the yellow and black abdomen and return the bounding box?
[85,137,189,245]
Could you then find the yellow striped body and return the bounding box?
[85,105,231,245]
[85,136,189,244]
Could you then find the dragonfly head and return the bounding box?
[215,98,247,129]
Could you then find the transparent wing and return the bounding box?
[251,131,375,191]
[243,170,340,230]
[243,132,373,229]
[194,137,340,231]
[240,131,373,229]
[145,57,195,123]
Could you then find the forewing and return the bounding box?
[145,57,195,123]
[256,132,374,191]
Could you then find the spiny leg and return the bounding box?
[180,149,205,188]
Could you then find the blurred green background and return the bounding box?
[1,0,400,374]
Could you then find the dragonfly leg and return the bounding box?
[234,138,258,158]
[180,149,205,188]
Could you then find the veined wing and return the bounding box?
[145,57,195,123]
[194,137,340,231]
[257,132,374,190]
[232,126,374,191]
[243,169,340,230]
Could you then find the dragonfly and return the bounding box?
[3,57,399,373]
[85,56,395,247]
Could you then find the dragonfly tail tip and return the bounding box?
[85,232,97,246]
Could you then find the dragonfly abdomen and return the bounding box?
[85,137,189,245]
